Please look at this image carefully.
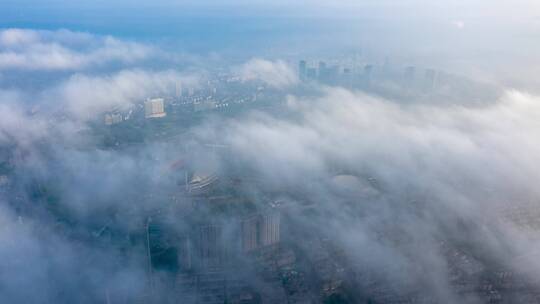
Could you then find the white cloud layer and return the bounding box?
[237,58,298,88]
[190,87,540,300]
[0,91,47,146]
[47,69,199,119]
[220,88,540,207]
[0,29,154,71]
[0,22,539,300]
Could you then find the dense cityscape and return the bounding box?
[2,1,540,304]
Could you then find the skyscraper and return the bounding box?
[306,68,318,80]
[318,61,327,82]
[424,69,438,91]
[259,213,280,247]
[299,60,307,81]
[404,66,416,87]
[241,216,259,252]
[144,98,167,118]
[241,213,280,252]
[175,82,182,98]
[364,64,374,87]
[199,224,222,270]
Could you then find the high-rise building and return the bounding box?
[259,213,280,247]
[241,213,280,252]
[326,65,340,84]
[306,68,317,80]
[241,216,259,252]
[404,66,416,87]
[199,224,222,270]
[181,88,190,97]
[144,98,166,118]
[342,68,353,87]
[175,82,182,98]
[318,61,327,72]
[178,237,193,272]
[318,61,327,81]
[104,113,123,125]
[364,64,374,87]
[299,60,307,81]
[364,64,373,74]
[424,69,438,91]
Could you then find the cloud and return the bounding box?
[2,67,540,301]
[220,88,540,217]
[236,58,298,88]
[452,20,465,29]
[191,87,540,300]
[0,201,149,303]
[52,69,199,119]
[0,91,49,147]
[0,69,201,152]
[1,24,540,301]
[0,29,155,71]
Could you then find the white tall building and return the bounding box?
[259,213,280,247]
[104,113,123,125]
[144,98,166,118]
[241,213,280,252]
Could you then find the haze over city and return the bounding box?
[1,1,540,303]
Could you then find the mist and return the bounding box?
[1,1,540,303]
